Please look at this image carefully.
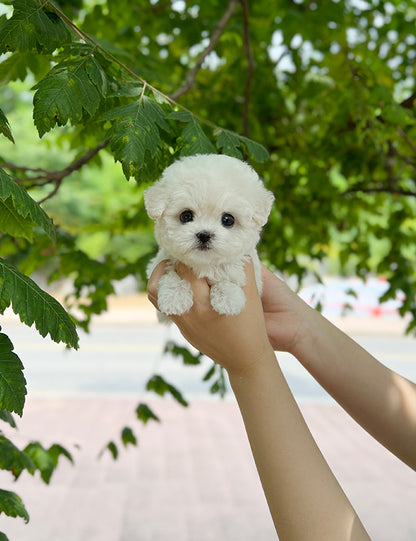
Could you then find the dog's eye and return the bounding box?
[179,210,194,224]
[221,213,235,228]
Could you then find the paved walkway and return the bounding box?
[2,397,415,540]
[2,295,416,539]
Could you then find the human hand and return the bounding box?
[260,265,314,355]
[147,260,275,377]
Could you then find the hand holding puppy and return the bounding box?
[147,259,274,377]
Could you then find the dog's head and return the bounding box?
[144,154,274,268]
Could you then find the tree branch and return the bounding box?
[169,0,240,101]
[397,126,416,155]
[1,138,111,185]
[2,138,112,204]
[146,1,171,13]
[343,186,416,198]
[400,91,416,110]
[239,0,255,138]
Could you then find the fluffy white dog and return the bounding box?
[144,154,274,316]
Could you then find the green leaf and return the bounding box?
[0,51,51,85]
[23,442,55,484]
[0,168,56,242]
[169,111,215,156]
[136,403,160,425]
[0,531,10,541]
[23,442,72,484]
[383,103,414,128]
[121,426,137,447]
[0,0,71,54]
[202,363,227,398]
[0,331,27,416]
[0,52,28,84]
[47,444,73,468]
[215,129,243,159]
[0,110,14,144]
[0,258,79,349]
[237,135,269,163]
[202,363,216,382]
[164,340,202,365]
[209,367,227,398]
[85,56,108,97]
[0,489,29,523]
[214,128,269,162]
[0,197,35,241]
[0,436,35,479]
[146,374,188,407]
[33,57,104,137]
[104,95,170,180]
[102,441,118,460]
[0,409,17,428]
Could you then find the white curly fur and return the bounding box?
[145,154,274,317]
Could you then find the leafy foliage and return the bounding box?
[103,95,171,179]
[168,110,215,156]
[146,375,189,407]
[203,362,228,398]
[33,57,106,137]
[0,258,78,349]
[0,435,34,478]
[136,403,160,425]
[99,426,138,460]
[164,340,203,365]
[0,412,73,533]
[23,442,73,484]
[164,341,227,397]
[0,0,71,55]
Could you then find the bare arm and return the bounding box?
[261,265,416,471]
[229,351,370,540]
[147,261,371,540]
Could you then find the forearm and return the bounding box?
[293,307,416,470]
[229,350,370,541]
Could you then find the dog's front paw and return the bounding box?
[210,282,246,316]
[157,272,193,316]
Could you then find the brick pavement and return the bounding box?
[1,397,415,541]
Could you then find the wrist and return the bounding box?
[286,302,327,362]
[227,344,278,390]
[289,303,345,375]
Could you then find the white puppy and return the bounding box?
[144,154,274,316]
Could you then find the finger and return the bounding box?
[147,260,169,309]
[175,262,211,309]
[244,257,256,285]
[175,261,197,282]
[242,258,260,299]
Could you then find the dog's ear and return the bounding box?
[252,184,275,227]
[144,181,167,219]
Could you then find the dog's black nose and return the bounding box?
[196,231,213,245]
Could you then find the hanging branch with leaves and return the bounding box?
[0,0,268,193]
